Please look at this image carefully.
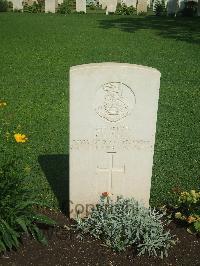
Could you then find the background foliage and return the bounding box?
[0,0,8,12]
[0,159,56,252]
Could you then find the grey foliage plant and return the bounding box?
[75,195,176,258]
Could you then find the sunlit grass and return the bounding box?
[0,13,199,209]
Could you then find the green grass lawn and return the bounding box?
[0,13,200,211]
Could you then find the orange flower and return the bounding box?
[187,216,196,224]
[14,133,28,143]
[102,192,109,197]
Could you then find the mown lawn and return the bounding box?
[0,13,200,211]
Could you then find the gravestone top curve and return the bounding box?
[70,62,161,76]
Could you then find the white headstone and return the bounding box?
[137,0,147,13]
[23,0,37,5]
[58,0,63,4]
[45,0,58,13]
[101,0,107,9]
[178,0,185,10]
[99,0,107,9]
[70,63,161,218]
[76,0,86,12]
[12,0,23,10]
[122,0,137,8]
[147,0,151,8]
[106,0,117,14]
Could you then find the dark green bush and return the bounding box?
[154,0,166,16]
[13,8,22,12]
[37,0,45,11]
[0,160,56,252]
[23,0,44,13]
[7,1,12,9]
[137,11,147,16]
[0,0,8,12]
[181,1,198,17]
[115,3,136,15]
[74,10,86,14]
[89,3,96,10]
[57,0,72,14]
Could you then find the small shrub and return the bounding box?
[115,3,136,15]
[0,0,8,12]
[57,0,72,14]
[37,0,45,12]
[0,160,56,252]
[86,0,95,5]
[75,10,86,14]
[13,8,22,12]
[23,1,44,13]
[137,11,147,16]
[76,195,176,258]
[154,0,166,16]
[181,1,198,17]
[89,3,96,10]
[174,190,200,234]
[23,3,30,12]
[8,1,12,8]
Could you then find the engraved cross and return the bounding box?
[96,152,125,193]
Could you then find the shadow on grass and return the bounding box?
[98,16,200,45]
[38,154,69,216]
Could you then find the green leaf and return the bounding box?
[0,240,6,252]
[194,221,200,232]
[16,217,28,233]
[0,219,19,250]
[31,213,56,226]
[16,200,54,210]
[186,227,195,235]
[29,224,47,245]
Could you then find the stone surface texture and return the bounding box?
[76,0,86,12]
[99,0,107,9]
[147,0,151,7]
[137,0,147,13]
[106,0,117,14]
[70,63,161,218]
[12,0,23,10]
[45,0,58,13]
[122,0,137,8]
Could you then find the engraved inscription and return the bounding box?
[96,152,125,192]
[70,139,152,151]
[70,126,153,151]
[94,82,136,123]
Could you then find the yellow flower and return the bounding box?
[14,133,28,143]
[0,101,7,107]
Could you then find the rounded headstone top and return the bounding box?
[70,62,161,77]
